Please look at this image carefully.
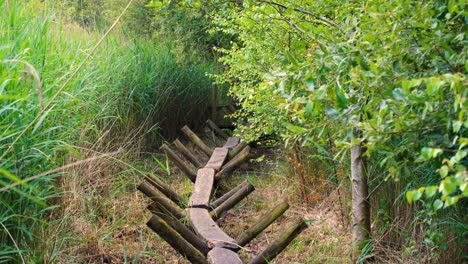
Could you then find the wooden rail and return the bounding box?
[137,119,307,263]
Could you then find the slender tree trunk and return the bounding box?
[351,129,371,256]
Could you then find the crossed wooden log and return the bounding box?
[138,120,307,263]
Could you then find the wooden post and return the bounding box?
[150,203,210,255]
[173,139,203,168]
[181,125,213,157]
[146,215,208,264]
[210,180,250,210]
[160,143,197,182]
[206,119,229,140]
[216,146,251,180]
[236,201,289,247]
[138,182,186,220]
[228,141,248,159]
[211,181,255,220]
[249,217,307,264]
[144,174,185,208]
[351,128,370,254]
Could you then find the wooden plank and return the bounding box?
[223,137,240,149]
[189,168,215,208]
[206,119,229,140]
[173,139,203,168]
[207,247,242,264]
[189,208,238,250]
[205,148,229,171]
[181,125,213,157]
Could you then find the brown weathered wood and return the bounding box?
[216,146,251,180]
[207,247,242,264]
[173,139,203,168]
[249,217,307,264]
[150,202,210,255]
[144,174,185,208]
[146,215,208,264]
[161,144,197,182]
[206,119,229,140]
[223,137,240,149]
[210,180,250,210]
[228,141,248,159]
[236,201,289,247]
[205,148,229,171]
[181,125,213,157]
[138,182,186,219]
[189,208,238,250]
[211,181,255,220]
[189,168,215,208]
[227,104,236,114]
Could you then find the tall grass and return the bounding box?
[0,0,214,262]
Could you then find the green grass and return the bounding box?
[0,0,215,262]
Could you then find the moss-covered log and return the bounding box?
[181,125,213,157]
[146,215,208,264]
[138,182,186,219]
[215,146,251,180]
[161,143,197,182]
[173,139,204,168]
[144,174,185,208]
[210,180,249,210]
[236,201,289,247]
[210,181,255,220]
[206,119,229,140]
[249,217,307,264]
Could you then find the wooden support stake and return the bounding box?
[227,104,237,113]
[144,174,185,208]
[146,215,208,264]
[249,217,308,264]
[138,182,186,220]
[236,201,289,247]
[173,139,203,168]
[210,180,249,210]
[150,203,210,255]
[228,141,248,159]
[206,119,229,140]
[181,125,213,157]
[210,181,255,220]
[161,143,197,182]
[216,146,251,180]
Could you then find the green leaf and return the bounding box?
[439,165,449,178]
[421,147,443,160]
[444,196,459,208]
[284,123,308,134]
[335,85,348,109]
[425,186,438,198]
[439,178,457,196]
[433,199,444,210]
[406,190,414,203]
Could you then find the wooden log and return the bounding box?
[161,143,197,182]
[189,208,239,250]
[235,201,289,247]
[146,215,208,264]
[228,141,248,159]
[206,119,229,140]
[205,148,229,171]
[227,104,237,114]
[144,174,185,208]
[189,168,215,208]
[211,181,255,220]
[207,247,242,264]
[223,137,240,149]
[150,203,210,255]
[181,125,213,157]
[216,146,251,180]
[173,139,203,168]
[249,217,308,264]
[138,182,186,219]
[210,180,250,210]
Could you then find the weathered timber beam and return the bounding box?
[228,141,248,159]
[181,125,213,157]
[189,168,215,208]
[150,202,210,255]
[235,201,289,247]
[206,119,229,140]
[205,148,229,171]
[146,215,208,264]
[173,139,203,168]
[138,182,186,219]
[215,146,251,180]
[144,174,185,208]
[207,247,242,264]
[210,181,255,221]
[249,217,308,264]
[223,137,240,150]
[210,180,250,210]
[161,143,197,182]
